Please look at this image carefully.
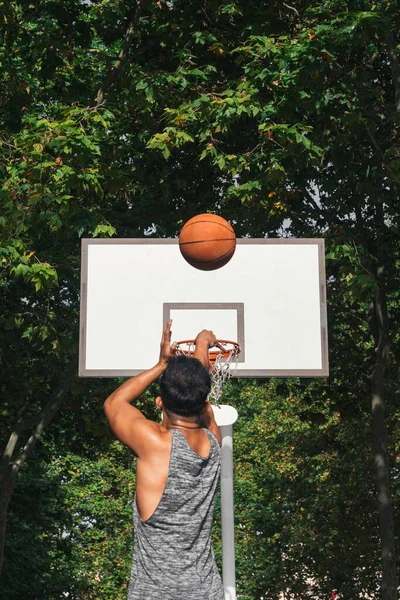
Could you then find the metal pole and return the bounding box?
[212,406,238,600]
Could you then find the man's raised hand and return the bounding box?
[159,320,178,367]
[195,329,218,349]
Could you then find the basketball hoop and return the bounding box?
[174,340,241,404]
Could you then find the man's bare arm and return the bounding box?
[193,330,222,445]
[193,329,216,368]
[103,320,176,454]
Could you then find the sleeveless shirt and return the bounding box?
[128,428,224,600]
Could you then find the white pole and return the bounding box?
[213,405,238,600]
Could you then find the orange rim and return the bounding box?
[175,339,240,365]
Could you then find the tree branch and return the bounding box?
[0,403,30,479]
[387,28,400,112]
[351,239,374,278]
[0,432,20,481]
[282,2,299,17]
[2,360,76,478]
[303,187,325,217]
[92,0,147,108]
[366,126,385,161]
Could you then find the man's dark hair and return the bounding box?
[160,355,211,417]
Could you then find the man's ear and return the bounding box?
[156,396,163,412]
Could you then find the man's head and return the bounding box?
[159,355,211,417]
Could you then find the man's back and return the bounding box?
[104,324,224,599]
[128,428,224,600]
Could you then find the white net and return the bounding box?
[175,340,240,405]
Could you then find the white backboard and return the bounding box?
[79,239,328,377]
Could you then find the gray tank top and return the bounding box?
[128,428,224,600]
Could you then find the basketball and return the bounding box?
[179,214,236,271]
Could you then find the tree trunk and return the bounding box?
[371,288,398,599]
[93,0,148,107]
[0,359,76,579]
[0,471,16,576]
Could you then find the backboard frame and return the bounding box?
[79,238,328,378]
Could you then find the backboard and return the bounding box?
[79,239,328,377]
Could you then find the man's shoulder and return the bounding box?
[135,419,171,451]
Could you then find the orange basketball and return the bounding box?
[179,214,236,271]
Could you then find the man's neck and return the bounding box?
[169,422,202,430]
[163,412,201,430]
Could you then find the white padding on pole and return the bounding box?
[212,406,238,600]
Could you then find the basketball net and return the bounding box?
[174,340,241,405]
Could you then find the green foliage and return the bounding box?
[1,443,136,600]
[1,0,400,598]
[224,379,381,599]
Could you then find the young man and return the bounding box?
[104,321,224,600]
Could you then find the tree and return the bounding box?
[230,377,382,599]
[136,2,400,596]
[0,0,125,571]
[1,442,136,600]
[1,0,399,596]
